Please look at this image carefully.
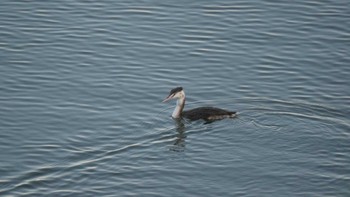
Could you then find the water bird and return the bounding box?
[163,87,237,121]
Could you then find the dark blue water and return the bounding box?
[1,1,349,196]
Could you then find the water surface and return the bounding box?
[0,0,349,196]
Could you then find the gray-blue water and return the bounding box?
[1,1,349,196]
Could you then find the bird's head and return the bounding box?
[162,87,185,102]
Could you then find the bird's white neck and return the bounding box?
[172,95,185,118]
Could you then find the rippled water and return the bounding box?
[1,0,349,196]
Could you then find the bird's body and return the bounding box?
[182,107,236,121]
[163,87,236,121]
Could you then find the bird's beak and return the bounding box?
[162,94,174,102]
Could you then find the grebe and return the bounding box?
[162,87,237,121]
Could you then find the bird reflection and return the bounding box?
[169,119,187,152]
